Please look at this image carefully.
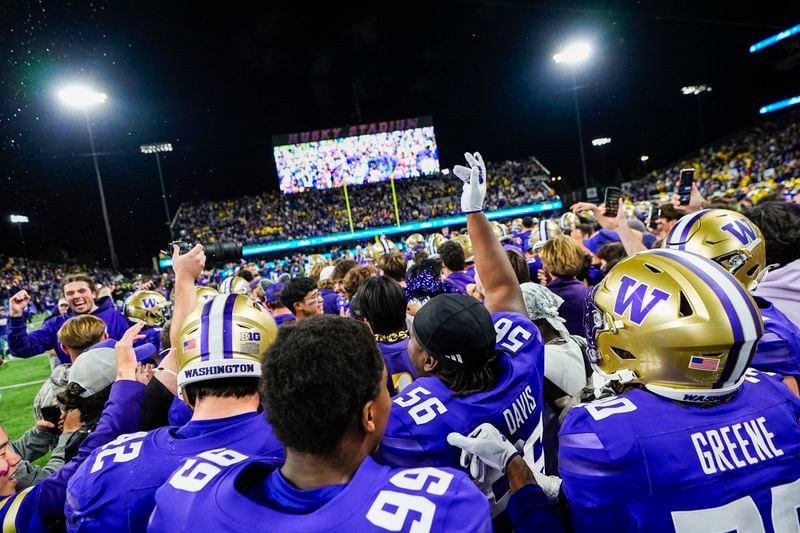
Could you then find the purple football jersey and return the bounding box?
[167,395,193,426]
[148,455,490,532]
[752,296,800,380]
[65,412,284,532]
[559,369,800,532]
[445,271,474,295]
[377,337,416,396]
[376,311,545,516]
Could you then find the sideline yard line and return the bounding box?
[0,379,46,391]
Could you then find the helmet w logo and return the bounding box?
[721,220,757,245]
[613,275,670,325]
[141,298,158,309]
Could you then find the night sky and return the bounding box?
[1,1,797,268]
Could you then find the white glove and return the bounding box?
[447,423,521,484]
[532,471,563,503]
[452,151,487,213]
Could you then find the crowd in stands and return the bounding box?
[173,157,557,245]
[625,110,800,204]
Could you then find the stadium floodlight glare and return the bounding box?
[139,142,173,154]
[759,95,800,115]
[640,155,650,162]
[57,85,107,109]
[750,23,800,53]
[681,85,712,96]
[140,142,175,233]
[591,137,611,147]
[58,83,118,270]
[10,214,29,256]
[553,42,592,65]
[554,41,593,191]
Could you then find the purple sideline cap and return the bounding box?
[503,243,524,257]
[262,281,286,304]
[583,229,621,256]
[68,340,158,398]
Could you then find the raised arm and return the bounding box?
[153,244,205,395]
[7,290,57,358]
[454,152,526,315]
[614,199,647,255]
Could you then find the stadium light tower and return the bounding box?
[57,84,118,271]
[10,214,29,257]
[554,41,592,192]
[591,137,611,182]
[140,142,174,234]
[681,84,712,146]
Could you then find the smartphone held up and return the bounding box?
[678,168,695,206]
[603,187,623,217]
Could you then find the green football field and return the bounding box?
[0,314,56,441]
[0,355,52,441]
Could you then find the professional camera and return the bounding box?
[168,240,243,262]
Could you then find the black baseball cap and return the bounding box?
[411,294,496,369]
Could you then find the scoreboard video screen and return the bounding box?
[273,116,439,194]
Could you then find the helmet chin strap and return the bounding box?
[749,263,778,292]
[589,368,637,399]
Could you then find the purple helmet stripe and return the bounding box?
[199,298,213,361]
[222,294,237,359]
[667,209,710,251]
[648,249,745,387]
[539,220,549,242]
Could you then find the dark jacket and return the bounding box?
[546,277,589,337]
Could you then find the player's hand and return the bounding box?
[453,152,487,213]
[447,423,521,484]
[115,322,146,381]
[570,202,600,216]
[9,290,31,317]
[172,244,206,282]
[35,419,56,432]
[671,182,705,214]
[615,198,630,230]
[135,362,154,386]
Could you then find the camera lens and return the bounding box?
[205,241,242,261]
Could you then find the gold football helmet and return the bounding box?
[664,209,766,291]
[218,275,250,295]
[369,236,395,261]
[176,294,278,402]
[587,249,763,403]
[635,201,652,218]
[559,212,580,232]
[489,221,509,241]
[425,233,448,256]
[195,286,219,305]
[125,290,169,326]
[449,235,473,260]
[308,254,327,267]
[533,219,562,250]
[405,233,425,249]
